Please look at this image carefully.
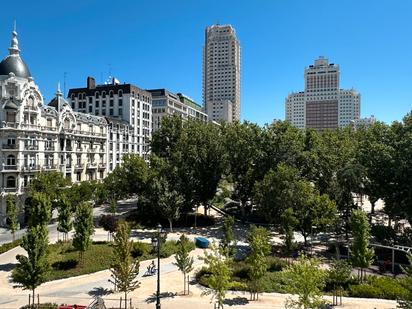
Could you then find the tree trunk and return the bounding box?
[183,273,186,295]
[168,219,173,232]
[204,203,208,216]
[303,233,307,247]
[124,291,127,309]
[32,289,35,309]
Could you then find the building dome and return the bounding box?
[0,55,31,78]
[0,28,31,78]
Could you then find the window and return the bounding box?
[6,111,16,123]
[89,106,92,113]
[7,155,16,166]
[118,90,123,97]
[119,99,123,106]
[76,172,81,182]
[7,137,16,146]
[119,109,123,116]
[6,176,16,188]
[110,109,113,116]
[109,90,114,98]
[95,92,100,99]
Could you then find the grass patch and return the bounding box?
[47,241,113,281]
[46,239,196,282]
[0,239,22,254]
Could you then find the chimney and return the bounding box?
[87,76,96,89]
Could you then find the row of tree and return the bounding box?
[101,112,411,245]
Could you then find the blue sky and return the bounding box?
[1,0,411,125]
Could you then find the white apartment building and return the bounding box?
[149,89,208,131]
[285,57,360,130]
[68,77,152,167]
[351,115,377,129]
[0,29,108,223]
[203,24,241,122]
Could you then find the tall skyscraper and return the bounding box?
[285,57,360,130]
[203,24,241,122]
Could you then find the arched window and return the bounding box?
[28,96,35,108]
[71,94,75,100]
[7,155,15,166]
[118,90,123,97]
[64,118,70,129]
[6,176,16,188]
[95,92,100,99]
[78,93,82,99]
[109,90,114,98]
[102,91,106,98]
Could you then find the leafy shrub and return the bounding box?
[131,241,152,259]
[228,281,248,291]
[195,266,212,287]
[51,259,78,270]
[259,272,286,293]
[98,214,118,233]
[0,239,22,254]
[160,240,177,258]
[267,256,288,272]
[232,261,250,280]
[350,276,406,299]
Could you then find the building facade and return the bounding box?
[0,29,108,223]
[68,77,152,167]
[285,57,360,130]
[149,89,208,131]
[203,24,241,123]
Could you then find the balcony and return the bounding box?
[87,162,97,169]
[2,144,17,149]
[4,187,17,193]
[24,145,39,151]
[75,163,84,170]
[98,163,106,169]
[87,147,97,153]
[2,165,18,171]
[22,165,41,171]
[44,147,55,151]
[44,164,58,170]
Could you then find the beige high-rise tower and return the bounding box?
[203,24,241,122]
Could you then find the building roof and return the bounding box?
[0,29,31,78]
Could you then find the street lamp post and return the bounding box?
[152,224,163,309]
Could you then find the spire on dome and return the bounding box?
[56,82,62,96]
[9,21,20,56]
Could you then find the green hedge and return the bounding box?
[0,239,22,255]
[20,303,58,309]
[350,276,406,300]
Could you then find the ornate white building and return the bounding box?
[0,29,108,224]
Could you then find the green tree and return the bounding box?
[223,121,262,219]
[350,209,374,282]
[12,225,50,305]
[283,254,327,309]
[327,259,352,305]
[281,208,298,255]
[29,171,70,207]
[292,183,337,247]
[398,254,412,308]
[173,234,194,295]
[201,243,232,309]
[72,202,94,263]
[254,164,301,226]
[26,192,52,228]
[6,194,18,241]
[104,154,149,200]
[144,156,184,232]
[56,197,72,242]
[110,221,140,309]
[246,226,271,300]
[221,216,235,257]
